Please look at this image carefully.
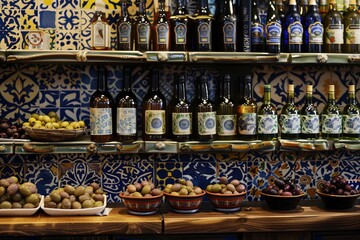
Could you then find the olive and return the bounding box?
[72,201,82,209]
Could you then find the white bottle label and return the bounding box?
[309,22,324,44]
[175,22,187,44]
[345,24,360,44]
[145,110,166,134]
[198,112,216,135]
[90,108,113,135]
[238,113,257,135]
[288,21,303,44]
[257,114,278,134]
[92,21,109,47]
[343,114,360,134]
[172,113,192,135]
[280,114,301,134]
[266,22,282,45]
[118,22,131,44]
[117,107,136,135]
[301,115,320,134]
[325,24,344,44]
[217,114,236,136]
[321,114,342,134]
[198,22,211,44]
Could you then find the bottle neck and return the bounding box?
[348,92,357,105]
[151,73,160,92]
[287,91,295,105]
[329,1,337,11]
[178,79,186,101]
[224,0,234,16]
[264,90,271,103]
[223,80,231,100]
[244,79,253,99]
[139,0,146,15]
[121,2,128,17]
[200,79,209,101]
[198,0,210,15]
[328,91,335,104]
[123,68,131,91]
[174,0,187,15]
[97,70,107,92]
[306,92,313,104]
[158,1,166,15]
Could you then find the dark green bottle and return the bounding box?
[280,84,300,139]
[257,85,278,141]
[321,85,342,139]
[342,85,360,139]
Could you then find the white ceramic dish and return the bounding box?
[0,195,43,216]
[41,195,106,216]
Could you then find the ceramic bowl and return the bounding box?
[119,192,163,215]
[164,191,206,213]
[206,191,246,212]
[316,189,360,209]
[260,191,305,210]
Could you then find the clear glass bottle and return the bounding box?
[91,0,110,50]
[343,0,360,53]
[153,0,170,51]
[266,0,282,53]
[251,0,265,52]
[323,0,344,53]
[220,0,237,52]
[284,0,304,53]
[193,0,213,51]
[135,0,151,52]
[301,85,320,139]
[257,85,278,141]
[342,85,360,139]
[280,84,300,139]
[321,85,342,139]
[117,0,133,50]
[303,0,324,52]
[170,0,189,51]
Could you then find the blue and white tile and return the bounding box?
[37,0,58,10]
[39,90,60,108]
[80,29,91,49]
[24,162,58,196]
[217,161,247,185]
[57,0,80,9]
[155,162,183,189]
[20,9,38,30]
[60,90,82,107]
[55,30,81,50]
[57,9,81,31]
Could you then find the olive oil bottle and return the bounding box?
[321,85,342,139]
[257,85,278,141]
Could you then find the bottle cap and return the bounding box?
[349,85,355,92]
[329,85,335,92]
[309,0,316,5]
[306,85,313,92]
[289,0,297,5]
[264,85,271,91]
[288,84,294,92]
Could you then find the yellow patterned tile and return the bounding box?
[20,9,38,30]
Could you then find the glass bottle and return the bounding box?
[266,0,282,53]
[193,0,213,51]
[117,0,133,50]
[172,75,192,142]
[319,0,329,18]
[142,68,167,141]
[304,0,324,52]
[321,85,342,139]
[194,75,216,141]
[216,74,237,140]
[323,0,344,53]
[300,0,309,19]
[342,85,360,139]
[115,66,137,142]
[237,75,257,141]
[284,0,304,53]
[343,0,360,53]
[170,0,189,51]
[91,0,110,50]
[135,0,151,52]
[251,0,265,52]
[90,66,113,142]
[280,84,300,139]
[275,0,287,52]
[220,0,237,52]
[301,85,320,139]
[153,0,170,51]
[257,85,278,141]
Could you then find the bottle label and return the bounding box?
[156,23,169,45]
[172,113,192,135]
[257,114,278,134]
[223,22,236,44]
[301,115,320,134]
[280,114,301,134]
[217,114,236,136]
[92,21,109,47]
[288,21,303,44]
[309,22,324,44]
[345,24,360,44]
[325,24,344,44]
[343,114,360,134]
[90,108,113,135]
[137,23,150,45]
[145,110,166,135]
[175,22,187,44]
[321,114,342,134]
[198,112,216,135]
[238,113,257,135]
[117,107,136,136]
[251,22,264,44]
[118,22,131,44]
[198,22,211,44]
[266,22,282,45]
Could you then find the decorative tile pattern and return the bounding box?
[24,162,58,195]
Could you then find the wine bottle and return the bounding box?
[117,0,133,50]
[135,0,151,52]
[266,0,282,53]
[301,85,320,139]
[216,74,237,140]
[153,0,170,51]
[220,0,237,52]
[284,0,304,53]
[300,0,309,19]
[172,75,192,142]
[303,0,324,52]
[251,0,265,52]
[170,0,189,51]
[142,68,167,141]
[324,0,344,53]
[321,85,342,139]
[90,66,113,142]
[343,0,360,53]
[193,0,213,51]
[115,66,137,142]
[257,85,278,141]
[319,0,329,18]
[280,84,300,139]
[237,75,257,140]
[194,75,216,141]
[275,0,286,52]
[91,0,110,50]
[342,85,360,139]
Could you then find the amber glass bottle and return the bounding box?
[170,0,189,51]
[193,0,213,51]
[91,1,110,50]
[220,0,237,51]
[135,0,151,51]
[153,0,170,51]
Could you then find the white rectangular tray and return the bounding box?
[0,195,43,216]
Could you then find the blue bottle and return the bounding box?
[284,0,303,52]
[303,0,323,52]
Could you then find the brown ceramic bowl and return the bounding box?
[164,191,206,213]
[119,192,163,215]
[316,189,360,210]
[260,191,305,210]
[206,191,246,212]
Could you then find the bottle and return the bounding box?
[275,0,286,52]
[172,75,192,141]
[323,0,344,53]
[216,74,237,140]
[153,0,170,51]
[319,0,329,18]
[343,0,360,53]
[266,0,282,53]
[303,0,324,52]
[301,85,320,139]
[237,75,257,141]
[342,85,360,139]
[257,85,278,141]
[280,84,300,139]
[170,0,189,51]
[300,0,309,19]
[117,0,133,50]
[142,68,167,141]
[135,0,151,52]
[321,85,342,139]
[193,0,213,51]
[220,0,237,52]
[251,0,265,52]
[284,0,304,53]
[91,0,110,50]
[194,75,216,141]
[90,66,113,142]
[115,66,137,142]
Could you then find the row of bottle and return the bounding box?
[89,66,360,143]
